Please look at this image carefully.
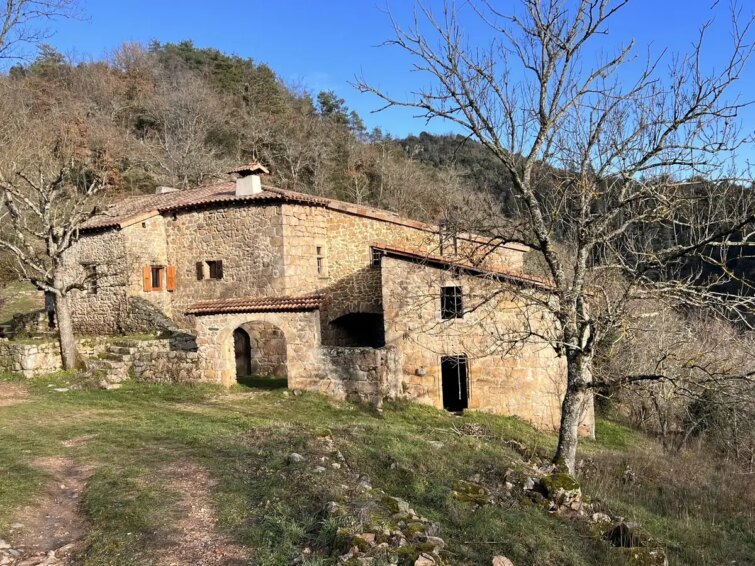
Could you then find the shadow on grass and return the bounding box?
[236,375,288,390]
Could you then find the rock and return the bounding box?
[382,495,411,514]
[325,501,345,516]
[492,556,514,566]
[313,466,327,473]
[332,462,342,469]
[9,523,23,530]
[452,479,490,505]
[288,452,305,463]
[591,512,612,524]
[425,535,445,551]
[504,481,514,491]
[523,477,535,491]
[53,387,69,392]
[357,476,373,492]
[428,441,444,449]
[414,553,436,565]
[539,473,581,504]
[0,541,8,550]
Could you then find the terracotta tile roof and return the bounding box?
[372,243,553,290]
[82,181,328,231]
[186,294,323,315]
[82,175,529,256]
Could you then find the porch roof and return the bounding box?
[186,294,323,316]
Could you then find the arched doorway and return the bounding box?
[233,328,252,379]
[233,321,288,387]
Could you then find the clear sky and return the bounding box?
[30,0,755,152]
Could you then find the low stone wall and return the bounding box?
[297,346,400,405]
[129,335,202,383]
[0,336,110,377]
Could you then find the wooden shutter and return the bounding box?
[166,266,177,292]
[196,261,204,280]
[142,266,151,292]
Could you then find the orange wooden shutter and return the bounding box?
[166,266,176,292]
[142,266,151,292]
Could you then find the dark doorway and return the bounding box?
[441,355,469,412]
[328,313,385,347]
[233,328,251,380]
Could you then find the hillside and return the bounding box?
[0,42,479,226]
[0,373,752,565]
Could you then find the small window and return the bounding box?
[316,245,327,276]
[83,264,98,295]
[151,266,164,290]
[196,260,224,280]
[441,286,463,319]
[371,248,382,267]
[207,260,223,280]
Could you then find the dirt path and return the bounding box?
[0,458,92,566]
[156,462,248,566]
[0,382,28,408]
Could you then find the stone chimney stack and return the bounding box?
[229,162,270,196]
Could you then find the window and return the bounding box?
[151,266,164,290]
[196,260,224,280]
[143,265,175,292]
[207,260,223,280]
[440,286,463,319]
[83,264,98,295]
[316,245,327,276]
[371,248,382,267]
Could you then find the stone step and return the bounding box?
[108,345,136,355]
[111,339,143,348]
[104,352,131,362]
[87,359,127,371]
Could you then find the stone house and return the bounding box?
[63,163,593,434]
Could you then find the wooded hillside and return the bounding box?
[0,42,484,222]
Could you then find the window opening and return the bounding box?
[440,286,463,319]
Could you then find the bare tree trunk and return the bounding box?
[554,352,591,474]
[54,291,78,370]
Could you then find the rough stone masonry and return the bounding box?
[57,165,593,435]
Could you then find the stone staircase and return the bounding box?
[85,339,140,388]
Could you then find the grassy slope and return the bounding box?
[0,281,43,325]
[0,373,752,565]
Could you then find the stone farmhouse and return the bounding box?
[60,163,593,434]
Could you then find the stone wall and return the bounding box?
[0,336,109,377]
[308,346,401,405]
[129,335,202,383]
[64,229,130,334]
[193,310,322,386]
[380,256,594,435]
[165,205,286,329]
[244,322,287,377]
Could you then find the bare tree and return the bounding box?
[357,0,755,472]
[0,0,77,62]
[0,124,105,368]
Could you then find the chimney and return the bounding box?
[155,186,179,195]
[229,162,270,197]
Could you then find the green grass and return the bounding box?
[0,373,752,565]
[0,280,43,325]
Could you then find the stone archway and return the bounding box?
[194,309,323,387]
[234,320,288,381]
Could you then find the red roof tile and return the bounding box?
[372,243,553,290]
[186,295,323,315]
[82,181,327,231]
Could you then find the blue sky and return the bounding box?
[29,0,755,148]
